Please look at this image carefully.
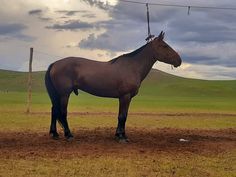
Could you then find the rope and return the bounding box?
[146,3,151,37]
[145,3,155,42]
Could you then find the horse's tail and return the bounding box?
[45,64,59,107]
[45,64,62,123]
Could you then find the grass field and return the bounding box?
[0,69,236,177]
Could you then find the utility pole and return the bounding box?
[26,47,33,114]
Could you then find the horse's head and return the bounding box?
[151,31,182,67]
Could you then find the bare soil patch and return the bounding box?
[0,128,235,159]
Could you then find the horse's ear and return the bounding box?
[158,31,165,41]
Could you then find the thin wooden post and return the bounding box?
[26,47,33,114]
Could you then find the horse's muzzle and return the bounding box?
[174,57,182,68]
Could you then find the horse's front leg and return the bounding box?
[115,94,131,142]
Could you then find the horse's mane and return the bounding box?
[109,43,148,64]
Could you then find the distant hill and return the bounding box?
[0,70,45,92]
[0,69,178,92]
[0,69,235,99]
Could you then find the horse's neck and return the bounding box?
[133,44,156,81]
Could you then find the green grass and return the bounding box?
[0,69,236,113]
[0,111,235,132]
[0,70,45,92]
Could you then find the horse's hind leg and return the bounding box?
[49,106,59,139]
[60,94,73,140]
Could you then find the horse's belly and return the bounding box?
[79,86,120,98]
[75,68,139,98]
[77,78,120,98]
[78,80,139,98]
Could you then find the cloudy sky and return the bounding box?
[0,0,236,80]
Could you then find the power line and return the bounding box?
[1,44,64,58]
[34,50,64,58]
[118,0,236,11]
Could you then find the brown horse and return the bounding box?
[45,31,182,142]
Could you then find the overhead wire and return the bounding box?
[34,49,64,58]
[118,0,236,11]
[0,44,64,58]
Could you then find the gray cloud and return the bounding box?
[28,8,52,22]
[46,20,94,31]
[79,20,147,52]
[78,0,236,70]
[38,17,52,21]
[173,41,236,69]
[176,64,236,80]
[0,23,34,41]
[79,1,184,52]
[28,9,42,15]
[82,13,96,18]
[111,3,178,23]
[168,13,236,43]
[56,10,88,16]
[80,0,111,11]
[55,10,97,19]
[182,55,236,67]
[79,33,127,51]
[79,1,174,52]
[0,23,26,35]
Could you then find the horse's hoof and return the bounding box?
[115,133,129,143]
[50,132,59,140]
[65,134,74,141]
[66,137,74,141]
[118,138,129,143]
[115,136,129,143]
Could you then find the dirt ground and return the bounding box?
[0,127,235,159]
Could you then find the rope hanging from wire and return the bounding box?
[145,3,155,42]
